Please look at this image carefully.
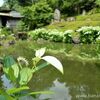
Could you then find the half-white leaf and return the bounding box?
[42,56,63,74]
[35,48,46,57]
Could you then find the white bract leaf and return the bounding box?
[35,48,46,57]
[42,56,63,74]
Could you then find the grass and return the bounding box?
[76,13,100,21]
[46,13,100,31]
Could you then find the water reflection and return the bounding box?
[39,79,72,100]
[1,74,13,89]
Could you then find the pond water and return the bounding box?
[0,41,100,100]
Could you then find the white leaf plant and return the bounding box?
[35,48,64,74]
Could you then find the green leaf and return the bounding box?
[19,91,54,97]
[0,90,14,100]
[32,62,49,73]
[26,91,54,96]
[19,68,33,85]
[42,56,64,74]
[0,95,14,100]
[3,67,16,82]
[8,68,16,82]
[7,86,29,95]
[3,56,15,68]
[11,63,19,78]
[0,95,6,100]
[3,56,19,80]
[35,48,46,57]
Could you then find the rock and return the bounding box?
[8,40,15,45]
[66,17,76,22]
[72,37,80,44]
[61,19,65,22]
[54,9,61,22]
[82,9,86,16]
[17,32,28,40]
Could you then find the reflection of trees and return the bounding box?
[79,44,100,58]
[30,41,100,60]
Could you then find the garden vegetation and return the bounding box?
[28,26,100,43]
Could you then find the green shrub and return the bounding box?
[0,28,11,37]
[48,29,63,42]
[28,28,49,40]
[37,29,50,40]
[88,8,100,14]
[63,30,73,43]
[28,26,100,44]
[28,28,64,42]
[77,26,100,43]
[16,21,28,32]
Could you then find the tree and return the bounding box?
[95,0,100,6]
[47,0,64,9]
[4,0,18,9]
[22,1,53,30]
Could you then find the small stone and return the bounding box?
[72,37,80,44]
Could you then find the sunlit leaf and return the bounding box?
[42,56,63,74]
[7,86,29,95]
[8,68,16,82]
[35,48,46,57]
[11,64,19,78]
[3,56,19,79]
[3,66,16,82]
[19,68,33,85]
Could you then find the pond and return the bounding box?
[0,41,100,100]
